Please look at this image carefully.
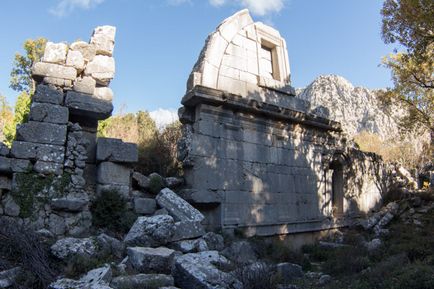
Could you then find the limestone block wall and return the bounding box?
[0,26,138,237]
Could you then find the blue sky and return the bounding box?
[0,0,394,117]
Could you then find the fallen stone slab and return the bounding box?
[173,251,242,289]
[29,102,69,124]
[11,141,65,163]
[16,121,67,145]
[50,198,88,212]
[32,62,77,80]
[111,274,174,289]
[49,265,112,289]
[156,188,205,222]
[132,172,150,190]
[171,221,205,242]
[51,237,97,260]
[96,138,138,163]
[65,91,113,120]
[127,246,176,274]
[124,215,175,247]
[33,84,64,105]
[97,162,130,185]
[134,197,156,215]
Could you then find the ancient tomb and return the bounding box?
[179,10,390,236]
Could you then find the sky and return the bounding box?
[0,0,395,124]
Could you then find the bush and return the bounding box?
[322,246,371,276]
[91,190,136,235]
[234,262,279,289]
[149,174,164,194]
[0,218,57,289]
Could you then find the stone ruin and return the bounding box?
[0,11,393,240]
[178,10,391,236]
[0,26,140,236]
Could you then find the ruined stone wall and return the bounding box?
[0,26,138,236]
[180,11,391,236]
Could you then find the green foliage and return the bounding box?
[11,172,70,218]
[3,91,31,146]
[10,37,47,94]
[149,174,164,194]
[91,190,136,234]
[0,94,13,143]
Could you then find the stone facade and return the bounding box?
[0,26,138,236]
[179,10,390,236]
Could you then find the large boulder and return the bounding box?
[173,251,242,289]
[50,237,97,260]
[156,188,205,222]
[127,246,177,274]
[124,215,175,247]
[221,240,258,265]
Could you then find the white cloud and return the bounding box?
[209,0,286,16]
[149,108,179,130]
[49,0,105,17]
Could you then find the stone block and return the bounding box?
[33,84,64,105]
[178,189,223,204]
[2,195,20,217]
[29,103,69,124]
[94,87,113,102]
[51,198,88,212]
[83,164,97,185]
[90,25,116,56]
[0,143,10,156]
[73,76,96,95]
[43,77,73,88]
[0,157,31,173]
[96,138,138,163]
[65,91,113,120]
[0,176,11,190]
[96,184,130,199]
[70,41,96,62]
[111,274,174,289]
[124,215,175,247]
[171,221,205,242]
[84,55,115,85]
[97,162,130,185]
[42,42,68,64]
[127,246,176,274]
[32,62,77,80]
[132,172,150,190]
[66,50,85,72]
[34,161,63,175]
[134,198,156,215]
[11,141,65,163]
[156,188,205,222]
[16,121,67,145]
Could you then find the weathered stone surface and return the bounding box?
[73,76,96,95]
[29,103,69,124]
[51,237,97,260]
[97,162,130,185]
[33,84,64,105]
[94,87,113,102]
[51,198,88,212]
[0,176,11,190]
[16,121,67,145]
[11,141,65,163]
[96,138,138,163]
[201,232,225,251]
[0,143,10,156]
[276,262,304,283]
[169,239,199,254]
[70,41,96,62]
[32,62,77,80]
[156,188,205,222]
[127,246,176,274]
[96,184,130,199]
[165,177,184,188]
[171,221,205,242]
[84,55,115,85]
[34,161,63,175]
[90,26,116,56]
[0,157,31,173]
[43,76,73,87]
[173,251,241,289]
[134,198,156,215]
[221,241,258,265]
[132,172,150,189]
[2,195,20,217]
[124,215,175,247]
[66,50,85,71]
[43,42,68,64]
[49,265,112,289]
[0,267,21,289]
[96,233,125,258]
[65,91,113,120]
[178,189,223,204]
[111,274,174,289]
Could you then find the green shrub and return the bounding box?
[149,174,164,194]
[91,190,136,234]
[322,246,371,276]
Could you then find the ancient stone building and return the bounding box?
[178,10,390,236]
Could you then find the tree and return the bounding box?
[0,94,13,143]
[3,92,31,146]
[381,0,434,132]
[10,37,47,94]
